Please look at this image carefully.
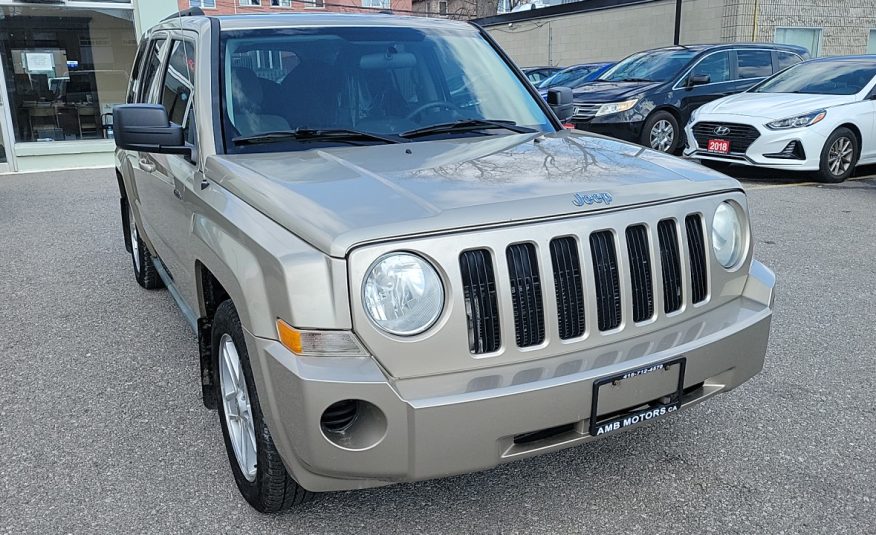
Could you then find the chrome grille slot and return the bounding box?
[625,225,654,322]
[571,102,601,122]
[459,249,501,354]
[550,237,585,340]
[685,214,708,304]
[658,219,683,313]
[506,243,545,347]
[589,231,622,331]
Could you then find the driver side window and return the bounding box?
[691,52,730,84]
[160,40,197,146]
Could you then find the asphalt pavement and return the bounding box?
[1,166,874,534]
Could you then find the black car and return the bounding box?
[568,43,809,152]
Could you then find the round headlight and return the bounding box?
[363,253,444,336]
[712,202,745,268]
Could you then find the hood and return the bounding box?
[205,132,740,258]
[571,80,662,102]
[701,92,857,119]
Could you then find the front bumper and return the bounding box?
[683,116,828,170]
[251,261,775,492]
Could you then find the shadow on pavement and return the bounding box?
[713,162,876,185]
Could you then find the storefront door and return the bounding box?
[0,57,13,172]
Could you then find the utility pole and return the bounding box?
[673,0,682,45]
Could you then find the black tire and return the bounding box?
[641,110,680,153]
[127,202,164,290]
[817,127,858,183]
[212,300,312,512]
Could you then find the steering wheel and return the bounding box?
[405,101,464,121]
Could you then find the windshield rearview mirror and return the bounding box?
[547,87,574,122]
[113,104,190,155]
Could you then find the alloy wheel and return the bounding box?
[827,137,853,176]
[649,120,674,152]
[219,333,258,482]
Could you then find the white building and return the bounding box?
[0,0,178,173]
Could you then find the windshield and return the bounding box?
[220,26,553,152]
[752,60,876,95]
[600,49,698,83]
[539,65,602,88]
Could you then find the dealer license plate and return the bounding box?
[707,139,730,154]
[589,358,686,437]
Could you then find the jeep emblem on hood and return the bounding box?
[573,192,613,207]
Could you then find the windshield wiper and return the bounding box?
[233,128,401,146]
[615,77,653,83]
[400,119,536,139]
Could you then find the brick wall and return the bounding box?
[487,0,724,67]
[723,0,876,56]
[178,0,413,15]
[485,0,876,68]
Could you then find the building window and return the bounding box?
[775,27,822,57]
[439,1,447,15]
[190,0,217,7]
[0,5,137,142]
[271,0,293,5]
[868,29,876,54]
[362,0,391,8]
[306,0,325,7]
[240,0,261,6]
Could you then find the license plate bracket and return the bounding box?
[707,139,731,154]
[589,357,686,437]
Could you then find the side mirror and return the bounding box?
[687,74,711,88]
[113,104,190,155]
[547,87,574,122]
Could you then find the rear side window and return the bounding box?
[691,51,730,83]
[139,38,167,103]
[736,50,773,79]
[777,51,803,71]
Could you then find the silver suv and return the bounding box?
[114,10,775,513]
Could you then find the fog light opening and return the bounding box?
[320,399,387,451]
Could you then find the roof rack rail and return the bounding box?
[161,7,205,22]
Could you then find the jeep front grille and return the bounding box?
[549,237,585,340]
[457,215,710,351]
[460,249,501,354]
[590,230,622,331]
[625,225,655,322]
[506,243,545,347]
[685,215,708,304]
[657,219,684,313]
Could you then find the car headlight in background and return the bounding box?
[765,109,826,130]
[363,252,444,336]
[712,202,745,268]
[595,98,639,117]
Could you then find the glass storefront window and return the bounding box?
[0,5,137,143]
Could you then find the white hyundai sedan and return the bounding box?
[684,56,876,182]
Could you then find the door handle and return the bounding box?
[139,158,156,173]
[173,188,182,200]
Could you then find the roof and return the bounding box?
[807,54,876,63]
[154,12,474,33]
